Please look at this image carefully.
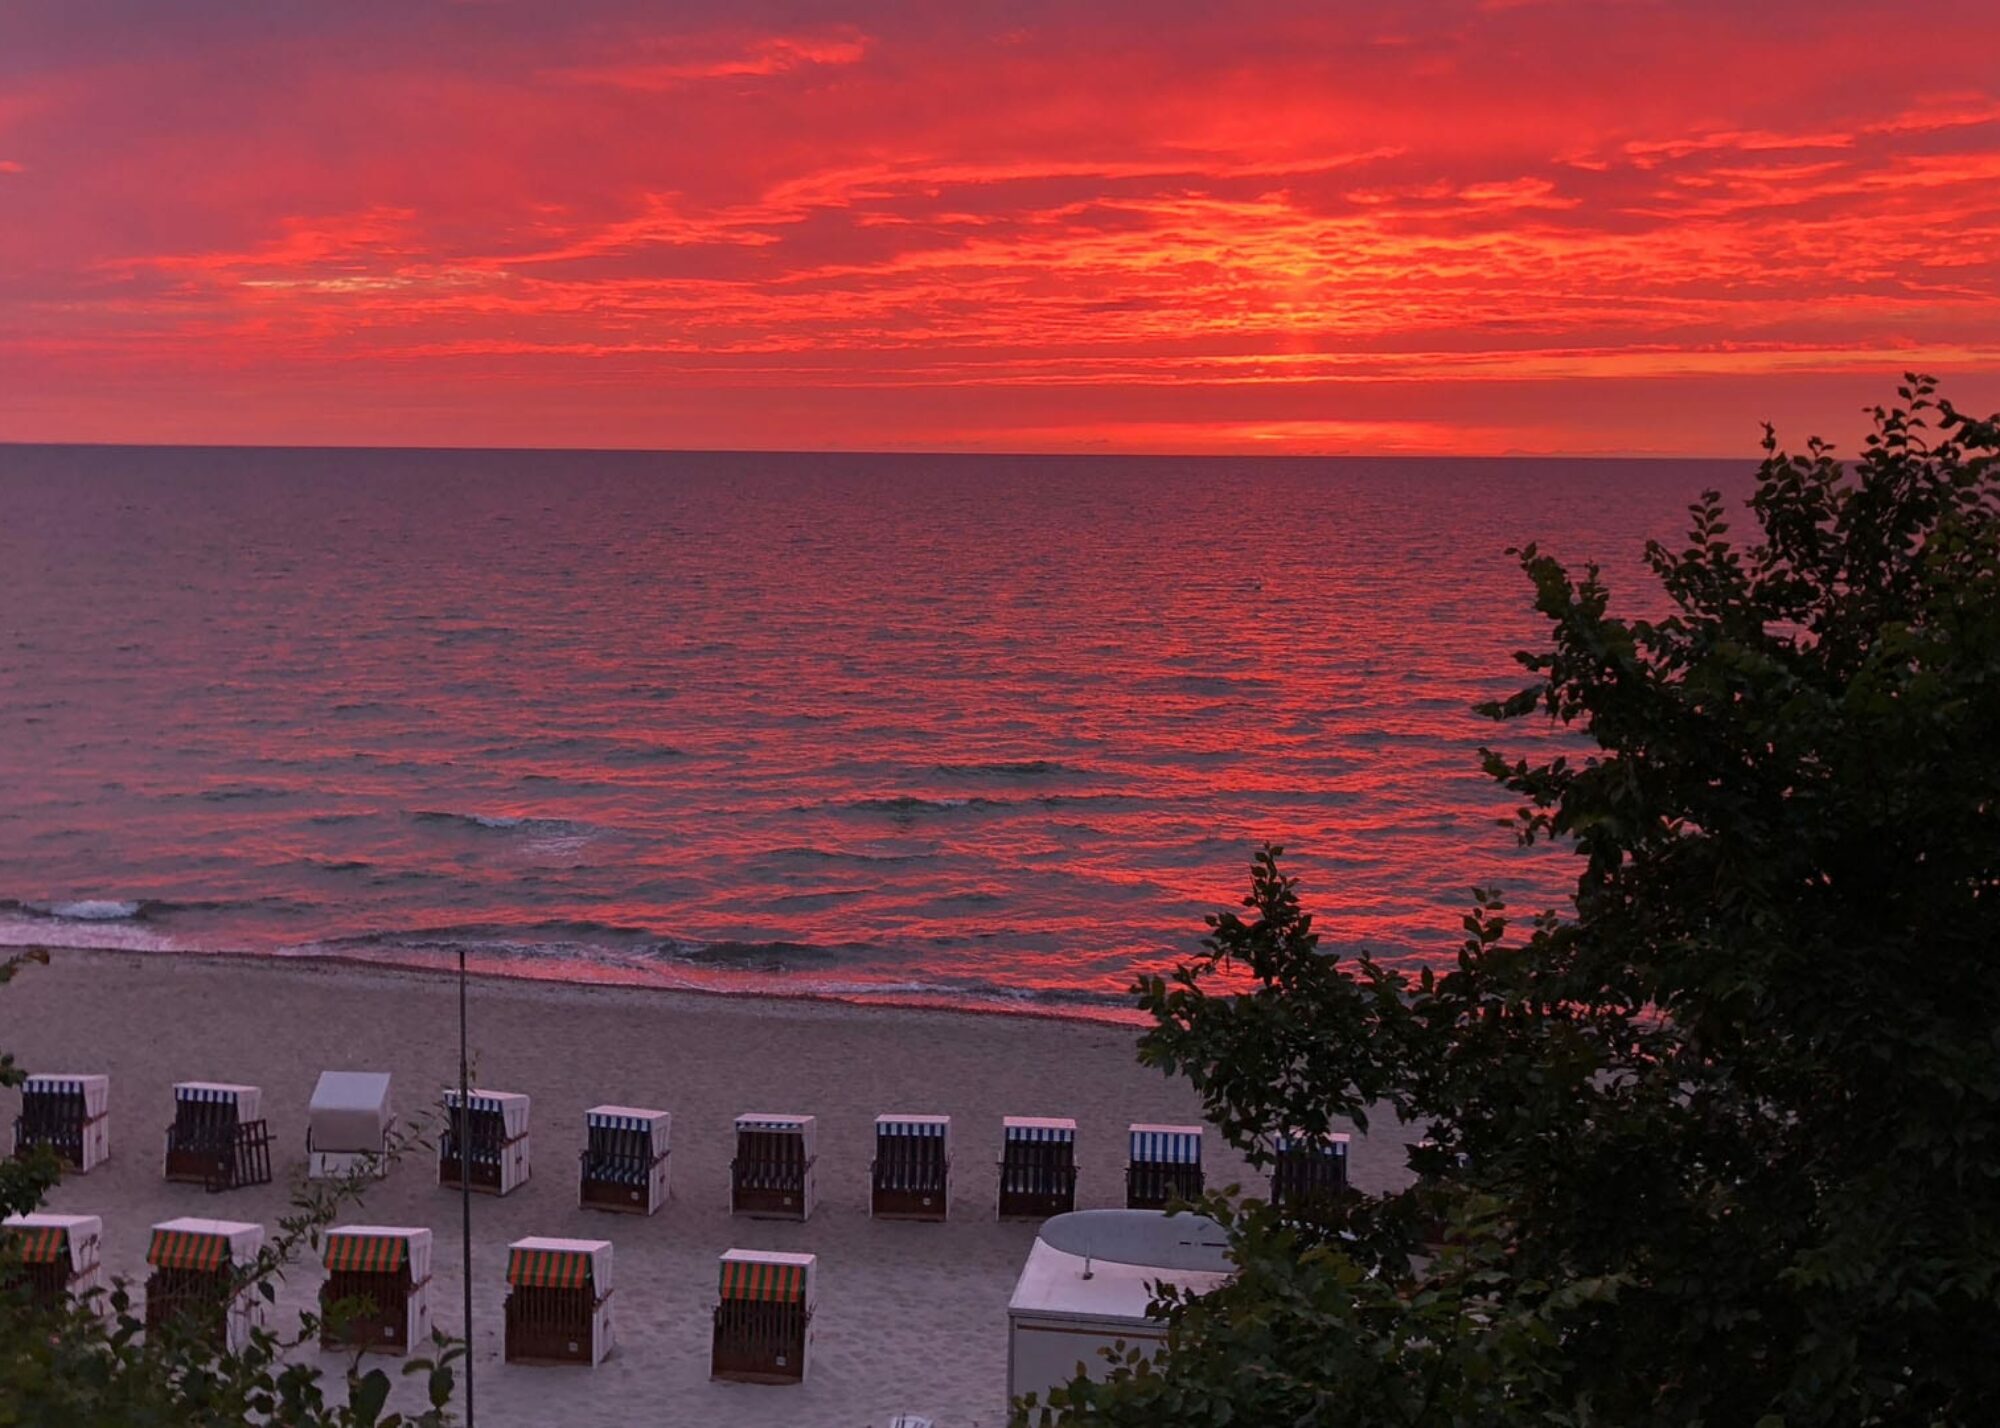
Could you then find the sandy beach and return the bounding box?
[4,948,1420,1427]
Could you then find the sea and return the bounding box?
[0,445,1739,1018]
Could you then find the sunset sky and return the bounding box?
[4,1,1997,455]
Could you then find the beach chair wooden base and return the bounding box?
[320,1274,419,1356]
[8,1261,70,1313]
[871,1183,949,1221]
[439,1160,505,1194]
[710,1301,810,1384]
[730,1180,813,1220]
[144,1269,231,1351]
[504,1287,611,1366]
[580,1170,664,1215]
[1271,1152,1348,1213]
[1126,1163,1205,1210]
[998,1139,1077,1219]
[164,1122,273,1192]
[14,1118,107,1175]
[998,1185,1076,1219]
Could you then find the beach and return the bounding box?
[5,948,1419,1427]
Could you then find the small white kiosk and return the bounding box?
[1006,1210,1231,1408]
[307,1072,393,1180]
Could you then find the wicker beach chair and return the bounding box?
[319,1226,432,1356]
[13,1074,110,1174]
[144,1217,265,1354]
[730,1114,817,1221]
[163,1082,272,1192]
[711,1249,815,1385]
[1126,1124,1204,1209]
[503,1237,614,1366]
[871,1114,950,1221]
[998,1116,1078,1219]
[1269,1130,1350,1212]
[306,1071,393,1180]
[2,1212,103,1312]
[438,1088,531,1196]
[578,1107,670,1215]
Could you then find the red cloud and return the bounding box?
[1,3,1996,454]
[555,29,869,89]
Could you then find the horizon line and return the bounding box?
[0,438,1752,463]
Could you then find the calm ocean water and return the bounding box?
[0,445,1737,1016]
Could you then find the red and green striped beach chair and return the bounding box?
[503,1236,614,1366]
[2,1212,103,1311]
[319,1226,432,1355]
[144,1216,265,1354]
[711,1249,816,1384]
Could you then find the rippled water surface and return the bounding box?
[0,446,1737,1013]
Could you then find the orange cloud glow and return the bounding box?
[1,2,1996,454]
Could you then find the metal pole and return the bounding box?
[459,943,474,1426]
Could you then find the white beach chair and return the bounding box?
[999,1116,1078,1218]
[730,1113,817,1220]
[1126,1123,1204,1209]
[871,1114,950,1221]
[438,1087,531,1195]
[579,1106,671,1215]
[1270,1129,1350,1210]
[164,1081,271,1190]
[14,1073,110,1173]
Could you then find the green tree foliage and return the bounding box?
[1029,378,2000,1426]
[1,951,462,1426]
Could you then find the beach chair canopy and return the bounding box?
[4,1213,102,1275]
[323,1226,432,1283]
[506,1237,612,1294]
[442,1088,530,1138]
[876,1114,950,1149]
[174,1082,262,1120]
[735,1113,816,1156]
[147,1217,263,1272]
[1129,1124,1203,1164]
[1004,1116,1077,1144]
[24,1074,109,1118]
[1276,1130,1350,1156]
[718,1249,815,1307]
[586,1106,668,1140]
[309,1071,392,1151]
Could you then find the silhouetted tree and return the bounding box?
[1026,377,2000,1426]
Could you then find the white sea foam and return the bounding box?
[42,899,143,921]
[0,911,177,953]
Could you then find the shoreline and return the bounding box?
[0,936,1146,1029]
